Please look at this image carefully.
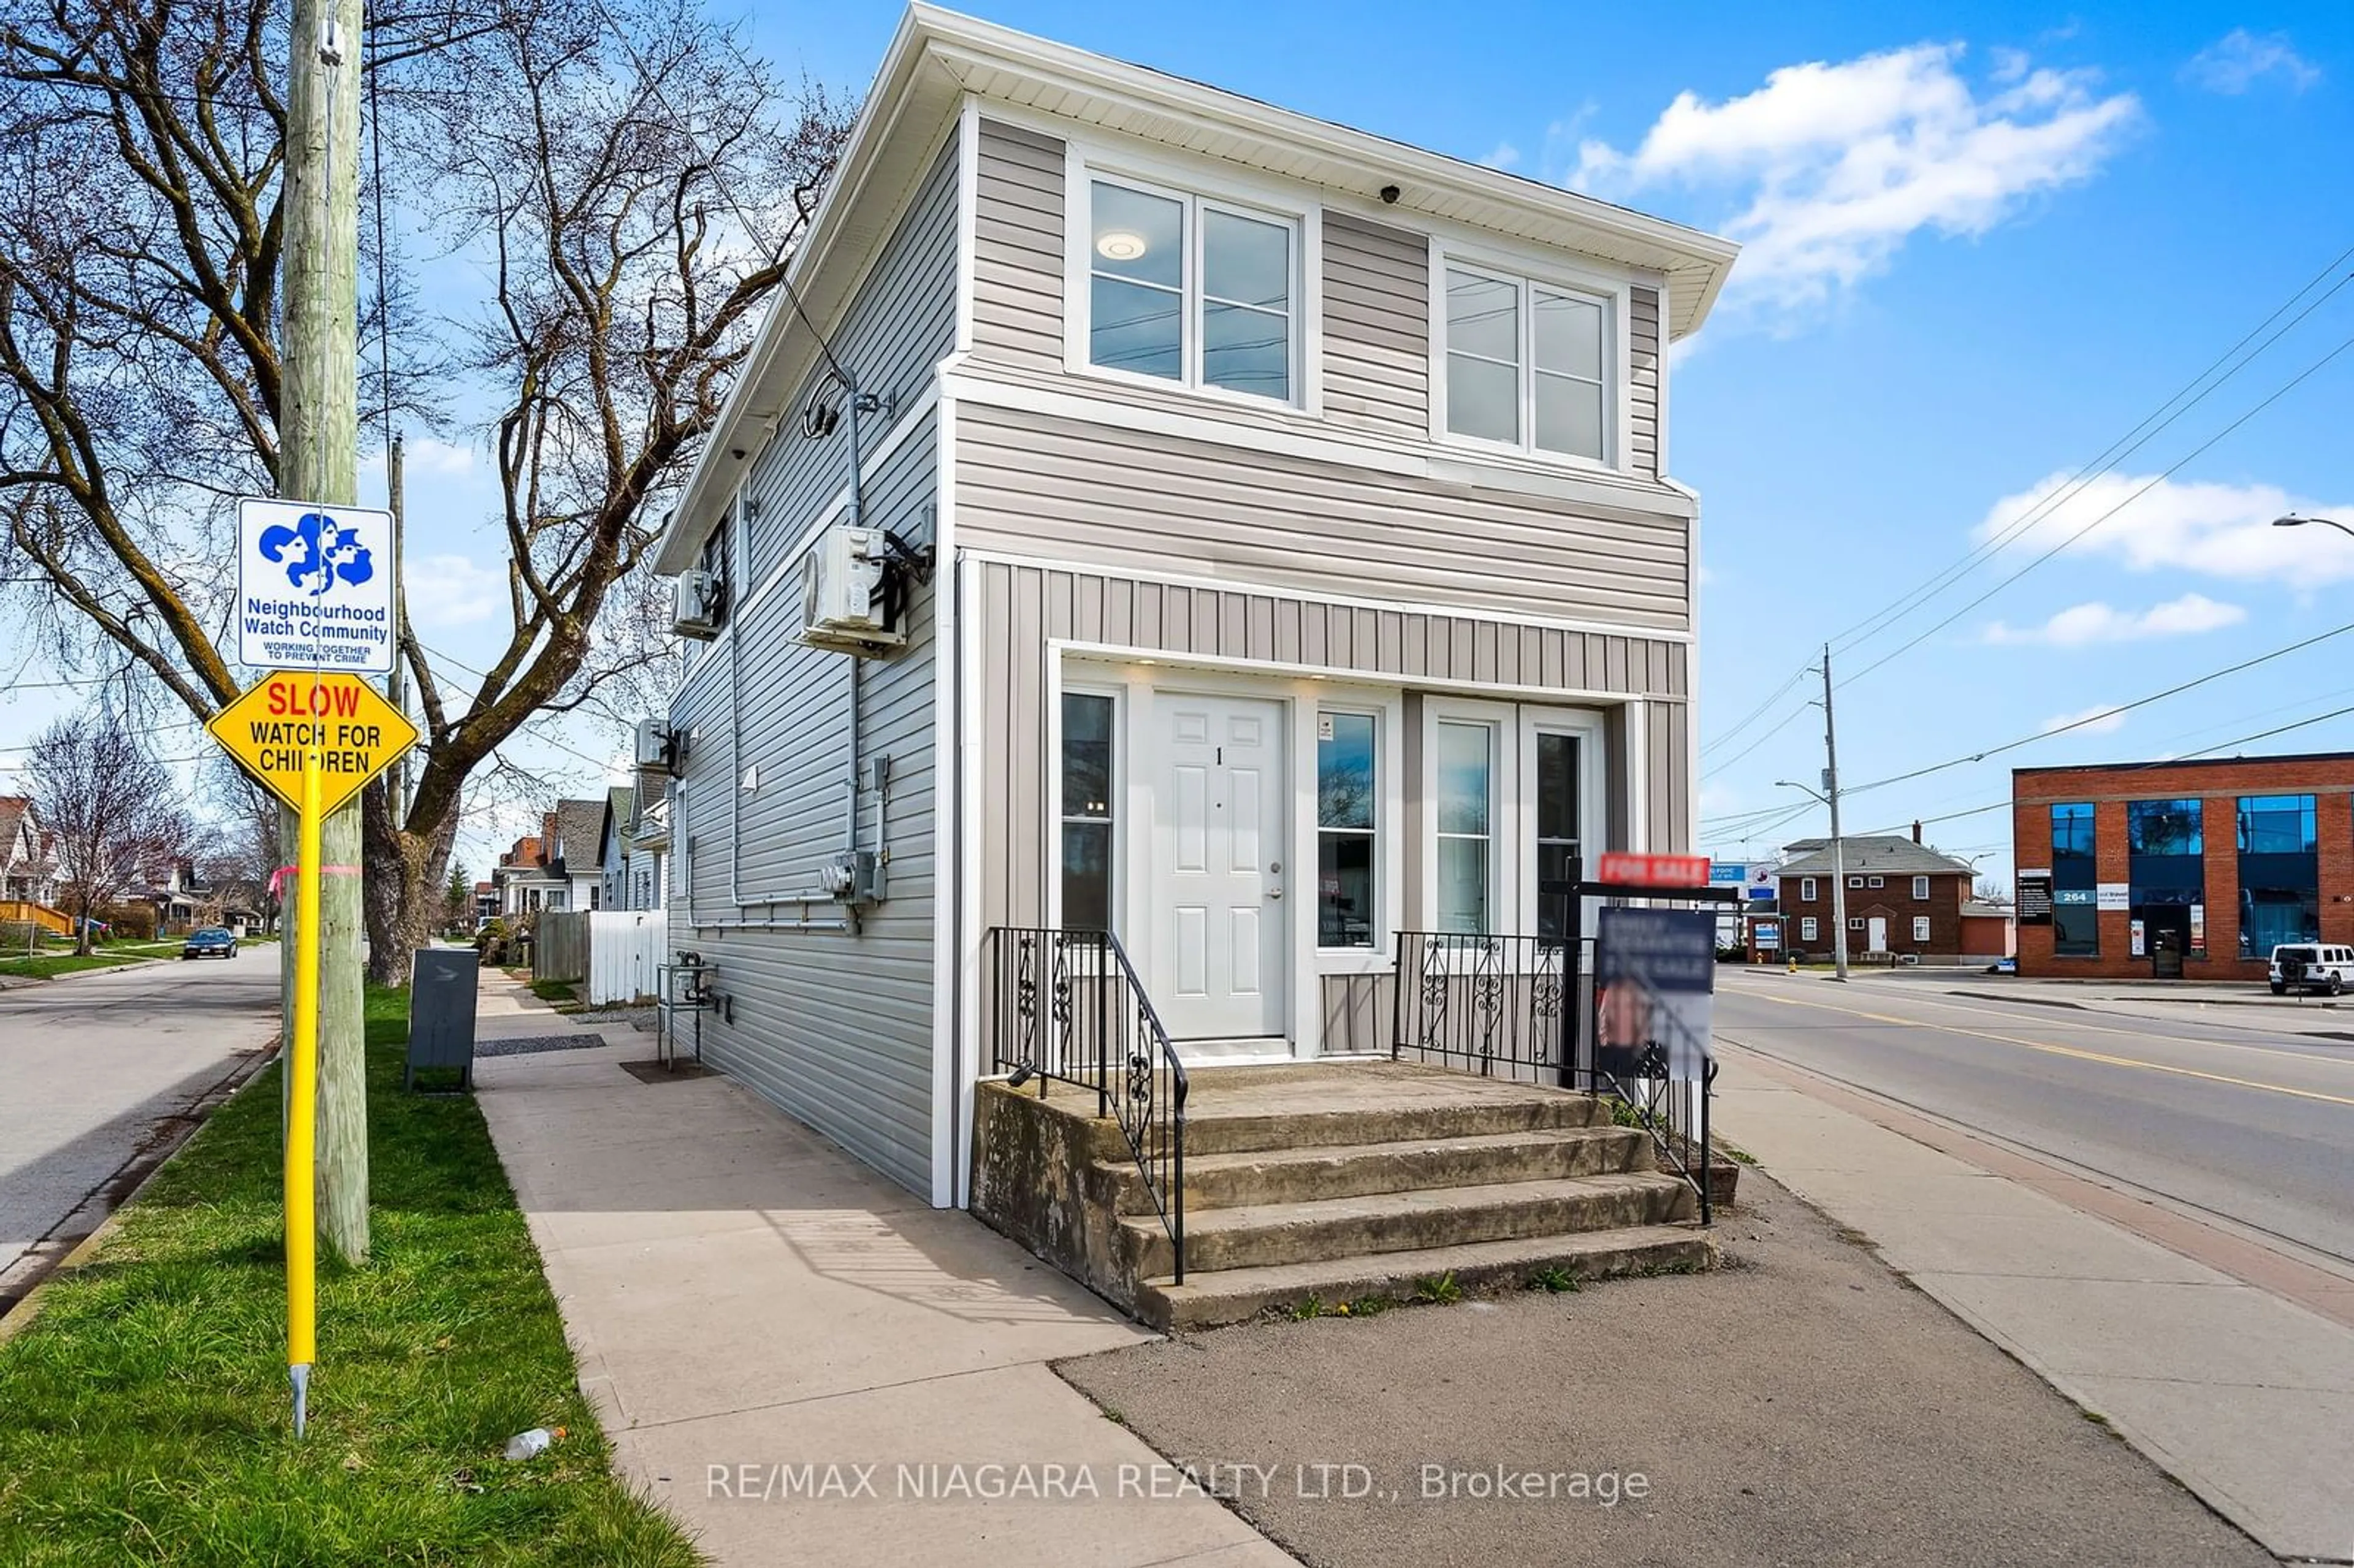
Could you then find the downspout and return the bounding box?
[842,384,866,862]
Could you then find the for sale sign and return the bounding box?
[1596,852,1712,888]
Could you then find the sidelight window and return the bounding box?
[1061,693,1116,930]
[1434,721,1493,934]
[1317,712,1378,949]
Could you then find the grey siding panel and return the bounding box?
[972,557,1687,932]
[1629,286,1661,480]
[972,120,1065,372]
[746,138,958,584]
[1322,213,1429,438]
[660,142,954,1195]
[956,403,1689,630]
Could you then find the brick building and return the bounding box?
[2012,752,2354,980]
[1775,832,1977,964]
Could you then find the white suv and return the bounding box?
[2268,943,2354,997]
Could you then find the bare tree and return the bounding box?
[202,752,284,929]
[25,704,196,952]
[1973,875,2012,907]
[0,0,852,983]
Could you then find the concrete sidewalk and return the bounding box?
[470,992,1293,1567]
[1716,1040,2354,1564]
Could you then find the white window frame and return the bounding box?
[1415,697,1607,938]
[1067,158,1314,413]
[1849,876,1865,889]
[1867,875,1884,889]
[1314,702,1385,956]
[1431,245,1629,473]
[1848,917,1865,932]
[1800,877,1818,902]
[1800,916,1818,942]
[1912,915,1932,942]
[1913,875,1930,900]
[1048,680,1126,937]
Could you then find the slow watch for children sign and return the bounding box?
[207,672,419,816]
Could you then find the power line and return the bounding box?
[1837,617,2354,801]
[1846,327,2354,686]
[1699,657,1813,753]
[1824,245,2354,661]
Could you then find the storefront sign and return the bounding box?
[2190,903,2206,956]
[2096,883,2131,912]
[2017,875,2054,925]
[2130,919,2146,957]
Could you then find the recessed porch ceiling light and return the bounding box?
[1095,230,1148,262]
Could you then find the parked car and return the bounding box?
[1983,957,2017,975]
[181,927,239,960]
[2268,942,2354,996]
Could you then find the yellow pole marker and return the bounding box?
[287,678,322,1437]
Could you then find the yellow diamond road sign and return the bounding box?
[207,672,419,816]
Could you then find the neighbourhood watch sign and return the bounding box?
[236,498,396,675]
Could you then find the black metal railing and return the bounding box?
[986,927,1189,1282]
[1392,929,1717,1224]
[1390,932,1582,1086]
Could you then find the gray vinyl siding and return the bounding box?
[956,401,1688,628]
[971,119,1065,372]
[658,139,956,1199]
[970,557,1688,933]
[744,137,958,586]
[1322,212,1429,437]
[1629,285,1661,479]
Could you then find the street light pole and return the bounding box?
[1821,646,1849,981]
[2272,514,2354,540]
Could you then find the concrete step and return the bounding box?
[1099,1125,1655,1215]
[1179,1085,1605,1157]
[1121,1170,1696,1279]
[1137,1225,1716,1332]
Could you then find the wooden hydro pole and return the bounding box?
[281,0,371,1271]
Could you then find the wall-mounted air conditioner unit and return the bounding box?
[671,569,724,640]
[634,718,680,776]
[802,527,902,652]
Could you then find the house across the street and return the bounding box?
[1774,829,1983,965]
[639,4,1737,1322]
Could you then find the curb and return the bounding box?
[0,1039,278,1347]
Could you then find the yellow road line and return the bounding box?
[1739,980,2354,1070]
[1740,989,2354,1111]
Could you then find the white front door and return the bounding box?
[1154,693,1287,1042]
[1867,916,1887,953]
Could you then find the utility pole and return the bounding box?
[1822,644,1849,983]
[283,0,370,1265]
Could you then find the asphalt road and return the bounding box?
[0,945,280,1300]
[1713,970,2354,1271]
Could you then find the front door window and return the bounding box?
[1534,731,1580,940]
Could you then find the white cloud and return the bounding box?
[2041,703,2127,736]
[1971,471,2354,586]
[1982,592,2245,645]
[1571,43,2139,310]
[405,554,507,630]
[1483,142,1521,170]
[404,436,477,476]
[2183,30,2320,95]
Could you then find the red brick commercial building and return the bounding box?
[2012,752,2354,980]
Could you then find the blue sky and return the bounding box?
[6,2,2350,889]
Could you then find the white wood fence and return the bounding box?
[531,908,663,1004]
[583,910,665,1005]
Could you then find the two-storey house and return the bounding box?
[1775,831,1977,965]
[650,6,1736,1226]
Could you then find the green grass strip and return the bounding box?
[0,986,699,1566]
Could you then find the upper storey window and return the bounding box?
[1441,262,1613,465]
[1084,175,1298,403]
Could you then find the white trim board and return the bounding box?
[969,549,1694,647]
[1046,637,1686,706]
